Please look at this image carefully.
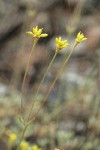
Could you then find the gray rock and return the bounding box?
[0,0,25,45]
[0,83,9,96]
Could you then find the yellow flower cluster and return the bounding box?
[8,133,17,143]
[20,142,41,150]
[56,37,69,52]
[27,26,48,39]
[32,145,41,150]
[20,141,29,150]
[27,26,87,51]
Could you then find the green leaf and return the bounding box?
[18,115,25,125]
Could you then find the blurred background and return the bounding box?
[0,0,100,149]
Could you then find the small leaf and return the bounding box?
[18,115,25,125]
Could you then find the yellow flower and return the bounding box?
[32,145,41,150]
[27,26,48,39]
[9,133,17,143]
[74,31,87,48]
[56,37,69,52]
[20,141,29,150]
[76,31,87,43]
[74,31,87,47]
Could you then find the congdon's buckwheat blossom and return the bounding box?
[56,37,69,52]
[27,26,48,39]
[74,31,87,47]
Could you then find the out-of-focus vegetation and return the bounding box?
[0,0,100,150]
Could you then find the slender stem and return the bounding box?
[27,51,58,121]
[16,124,28,150]
[34,46,75,120]
[17,46,75,149]
[8,142,12,150]
[16,51,57,150]
[21,39,38,112]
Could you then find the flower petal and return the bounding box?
[26,32,34,36]
[40,34,48,37]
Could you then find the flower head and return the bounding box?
[8,133,17,143]
[56,37,69,52]
[27,26,48,39]
[20,141,29,150]
[76,31,87,43]
[74,31,87,47]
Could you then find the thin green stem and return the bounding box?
[33,46,75,120]
[16,51,57,150]
[27,51,58,121]
[21,39,38,112]
[16,46,75,149]
[16,124,28,150]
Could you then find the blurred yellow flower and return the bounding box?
[56,37,69,52]
[27,26,48,39]
[66,26,75,35]
[20,141,29,150]
[32,145,41,150]
[9,133,17,143]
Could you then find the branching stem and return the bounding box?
[27,51,58,121]
[33,46,75,121]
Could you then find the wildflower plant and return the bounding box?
[32,31,87,122]
[16,26,87,150]
[20,26,48,113]
[17,26,48,150]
